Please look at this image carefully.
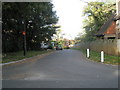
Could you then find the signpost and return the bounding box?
[22,20,27,56]
[23,31,26,56]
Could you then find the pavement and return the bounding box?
[2,49,118,88]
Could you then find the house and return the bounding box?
[95,14,120,39]
[93,14,120,56]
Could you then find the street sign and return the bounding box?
[22,31,26,35]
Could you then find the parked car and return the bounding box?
[41,43,48,49]
[56,44,63,50]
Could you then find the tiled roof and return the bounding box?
[96,14,116,36]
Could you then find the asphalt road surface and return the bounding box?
[2,49,118,88]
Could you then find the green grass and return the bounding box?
[72,48,119,65]
[2,50,53,63]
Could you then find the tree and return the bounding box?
[2,2,59,53]
[80,2,116,41]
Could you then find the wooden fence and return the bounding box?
[78,39,120,56]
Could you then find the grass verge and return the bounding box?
[2,50,53,63]
[72,48,119,65]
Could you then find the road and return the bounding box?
[2,49,118,88]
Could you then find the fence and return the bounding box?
[78,39,120,56]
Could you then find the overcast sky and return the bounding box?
[52,0,98,39]
[52,0,115,39]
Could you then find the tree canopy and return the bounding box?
[2,2,59,53]
[78,2,116,41]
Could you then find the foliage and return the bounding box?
[78,2,116,41]
[2,2,59,53]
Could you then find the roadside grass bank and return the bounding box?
[2,50,53,63]
[72,47,119,65]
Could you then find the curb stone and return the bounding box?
[1,51,54,66]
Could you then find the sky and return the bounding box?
[52,0,115,40]
[52,0,98,40]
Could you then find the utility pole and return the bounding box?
[116,0,120,15]
[116,0,120,57]
[116,0,120,34]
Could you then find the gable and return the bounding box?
[104,21,116,34]
[96,14,116,36]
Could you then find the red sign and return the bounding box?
[22,31,26,35]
